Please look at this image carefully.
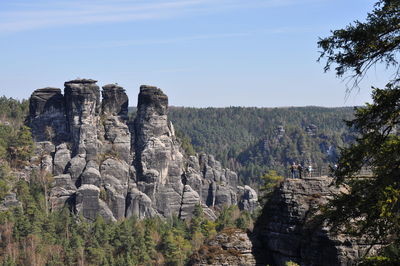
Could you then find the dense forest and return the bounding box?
[2,94,395,265]
[167,106,356,185]
[0,96,256,265]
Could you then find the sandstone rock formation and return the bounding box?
[254,176,377,266]
[29,87,68,142]
[189,228,257,266]
[28,79,258,221]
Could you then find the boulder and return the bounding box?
[81,167,101,186]
[53,174,76,190]
[67,155,86,182]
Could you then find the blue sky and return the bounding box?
[0,0,388,107]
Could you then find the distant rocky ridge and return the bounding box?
[27,79,258,221]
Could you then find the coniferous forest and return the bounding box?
[169,106,355,185]
[0,96,356,265]
[1,0,399,265]
[127,106,356,186]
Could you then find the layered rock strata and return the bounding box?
[255,176,378,266]
[189,228,257,266]
[28,79,257,221]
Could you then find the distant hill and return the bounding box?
[163,106,356,185]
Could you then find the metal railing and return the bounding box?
[285,166,373,179]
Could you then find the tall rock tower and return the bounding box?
[28,79,258,222]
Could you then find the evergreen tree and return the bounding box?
[317,0,400,262]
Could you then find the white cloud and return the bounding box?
[0,0,322,34]
[0,0,213,33]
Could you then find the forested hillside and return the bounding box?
[0,97,32,200]
[0,96,255,265]
[167,106,356,185]
[2,100,355,188]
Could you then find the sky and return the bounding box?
[0,0,389,107]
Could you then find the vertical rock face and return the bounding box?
[28,79,258,222]
[133,85,188,217]
[29,87,68,142]
[134,85,172,183]
[64,79,101,159]
[189,228,257,266]
[254,177,378,266]
[101,84,128,117]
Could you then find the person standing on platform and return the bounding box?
[298,164,303,179]
[290,162,297,178]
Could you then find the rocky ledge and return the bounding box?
[27,79,258,222]
[189,228,257,266]
[254,176,378,266]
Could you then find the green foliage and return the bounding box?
[359,256,396,266]
[320,88,400,251]
[0,124,34,168]
[0,163,13,201]
[9,125,34,165]
[260,170,283,193]
[167,106,354,186]
[259,170,284,204]
[215,205,254,232]
[0,96,29,128]
[175,129,196,156]
[0,175,252,265]
[318,0,400,88]
[318,0,400,261]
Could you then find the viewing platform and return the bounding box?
[285,166,373,179]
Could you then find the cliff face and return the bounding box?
[254,176,377,266]
[189,228,257,266]
[28,79,257,221]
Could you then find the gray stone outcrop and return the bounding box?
[29,87,68,143]
[28,79,258,222]
[64,79,100,159]
[255,176,378,266]
[189,228,257,266]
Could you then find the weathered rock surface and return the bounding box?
[64,79,101,159]
[189,228,257,266]
[254,176,377,266]
[101,84,128,117]
[53,143,71,175]
[28,79,258,222]
[29,88,68,142]
[101,84,131,162]
[75,184,116,222]
[238,185,259,211]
